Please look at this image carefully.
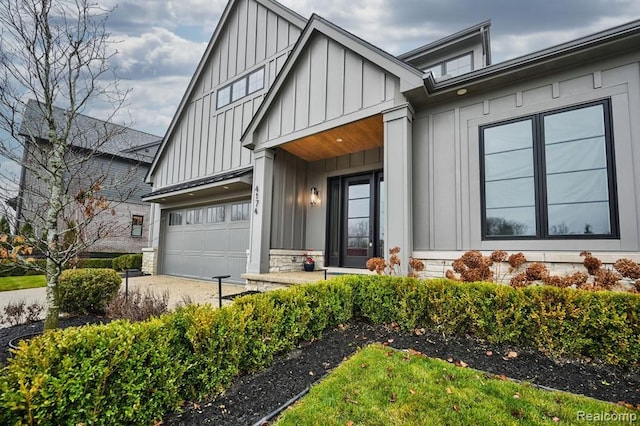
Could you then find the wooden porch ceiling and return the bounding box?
[279,114,383,162]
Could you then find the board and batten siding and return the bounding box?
[254,34,399,148]
[412,55,640,253]
[152,0,302,190]
[269,146,384,251]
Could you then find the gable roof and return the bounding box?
[19,99,161,164]
[241,13,425,149]
[146,0,307,182]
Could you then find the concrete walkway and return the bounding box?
[0,275,246,327]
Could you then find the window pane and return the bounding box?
[348,183,369,199]
[217,86,231,108]
[486,207,536,236]
[546,169,609,205]
[231,202,250,221]
[169,211,183,226]
[232,78,247,102]
[484,120,533,154]
[485,177,535,209]
[445,53,472,77]
[248,68,264,93]
[185,209,202,225]
[131,215,143,237]
[485,148,533,181]
[548,202,611,235]
[544,104,605,144]
[347,218,369,238]
[544,103,612,236]
[348,199,369,218]
[424,64,443,78]
[545,137,606,174]
[206,206,225,223]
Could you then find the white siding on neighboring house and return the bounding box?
[151,0,302,190]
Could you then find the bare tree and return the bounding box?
[0,0,139,329]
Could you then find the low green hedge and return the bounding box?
[58,268,121,315]
[76,258,113,269]
[112,254,142,271]
[1,276,638,425]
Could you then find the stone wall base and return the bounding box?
[269,249,325,273]
[413,251,639,291]
[141,247,157,275]
[245,279,289,292]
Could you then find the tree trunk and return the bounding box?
[43,133,66,330]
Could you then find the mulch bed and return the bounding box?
[2,319,638,425]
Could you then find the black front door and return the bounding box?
[327,171,384,268]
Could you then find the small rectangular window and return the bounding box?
[216,86,231,108]
[185,208,202,225]
[206,205,225,223]
[231,202,250,222]
[168,211,183,226]
[232,78,247,102]
[248,68,264,94]
[131,215,143,237]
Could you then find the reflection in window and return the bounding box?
[207,206,225,223]
[185,209,202,225]
[131,215,143,237]
[168,211,183,226]
[231,202,250,221]
[481,100,617,239]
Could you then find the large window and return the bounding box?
[480,100,618,239]
[424,52,472,79]
[216,67,264,109]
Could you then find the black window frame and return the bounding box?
[216,66,265,109]
[479,99,619,240]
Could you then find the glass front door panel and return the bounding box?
[346,183,370,257]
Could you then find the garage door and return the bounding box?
[162,200,250,283]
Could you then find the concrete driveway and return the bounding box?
[0,275,246,327]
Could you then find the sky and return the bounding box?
[1,0,640,199]
[98,0,640,137]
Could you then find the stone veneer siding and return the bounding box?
[141,247,157,275]
[269,249,325,273]
[412,251,640,289]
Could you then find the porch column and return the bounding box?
[247,148,275,273]
[383,103,414,275]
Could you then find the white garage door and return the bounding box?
[162,200,250,283]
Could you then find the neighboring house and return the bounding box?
[143,0,640,284]
[15,99,161,254]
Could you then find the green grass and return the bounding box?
[0,275,46,291]
[276,344,638,426]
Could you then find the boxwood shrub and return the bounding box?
[58,268,121,315]
[1,276,638,425]
[112,254,142,271]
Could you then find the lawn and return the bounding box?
[276,344,638,425]
[0,275,46,291]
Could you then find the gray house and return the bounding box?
[143,0,640,283]
[15,99,161,254]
